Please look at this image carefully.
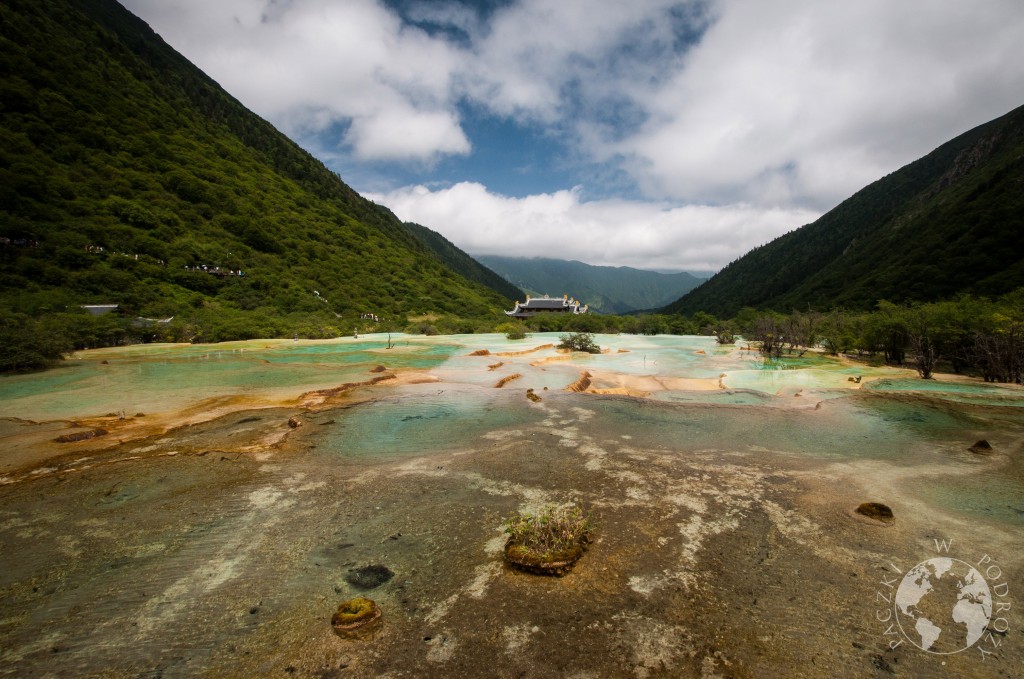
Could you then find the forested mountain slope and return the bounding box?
[476,256,704,314]
[0,0,514,344]
[399,223,523,302]
[665,104,1024,317]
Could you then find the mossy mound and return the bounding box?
[504,539,587,576]
[331,597,381,639]
[969,439,993,454]
[855,502,894,523]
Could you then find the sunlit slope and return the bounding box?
[0,0,514,325]
[666,104,1024,317]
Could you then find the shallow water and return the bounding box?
[311,386,543,460]
[3,337,1023,542]
[865,377,1024,407]
[1,334,1022,677]
[0,336,461,420]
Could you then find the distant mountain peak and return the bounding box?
[476,256,705,314]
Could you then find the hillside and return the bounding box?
[0,0,515,348]
[399,222,524,302]
[665,104,1024,317]
[476,256,704,314]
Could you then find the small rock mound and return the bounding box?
[566,371,592,393]
[526,389,542,403]
[494,373,522,388]
[287,416,302,428]
[331,597,381,639]
[54,428,108,443]
[969,439,993,454]
[345,564,394,590]
[369,365,388,373]
[855,502,894,523]
[505,541,586,576]
[468,349,491,356]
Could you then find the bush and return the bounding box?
[505,505,591,558]
[495,321,527,340]
[0,314,71,372]
[558,331,601,353]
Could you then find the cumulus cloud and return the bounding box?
[125,0,468,162]
[609,0,1024,208]
[123,0,1024,269]
[458,0,695,122]
[368,183,820,271]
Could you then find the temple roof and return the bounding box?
[519,298,570,309]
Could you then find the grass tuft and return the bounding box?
[504,505,591,558]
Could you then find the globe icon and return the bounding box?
[894,557,992,654]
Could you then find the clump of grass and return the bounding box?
[505,505,591,559]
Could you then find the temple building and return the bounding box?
[505,294,588,319]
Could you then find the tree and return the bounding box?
[973,312,1024,383]
[751,313,786,358]
[558,332,601,354]
[865,301,908,365]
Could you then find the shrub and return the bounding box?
[505,505,591,558]
[558,331,600,353]
[495,321,527,340]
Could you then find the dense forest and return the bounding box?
[709,293,1024,384]
[0,0,520,368]
[665,104,1024,318]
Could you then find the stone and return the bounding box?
[855,502,894,523]
[345,564,394,590]
[54,428,108,443]
[287,417,301,428]
[969,439,993,454]
[369,365,388,373]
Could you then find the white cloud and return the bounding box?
[125,0,468,162]
[458,0,689,121]
[609,0,1024,208]
[125,0,1024,201]
[367,182,820,271]
[123,0,1024,270]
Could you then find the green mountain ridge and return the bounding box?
[0,0,515,348]
[475,255,705,314]
[665,104,1024,317]
[398,222,524,302]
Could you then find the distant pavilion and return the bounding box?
[505,294,588,319]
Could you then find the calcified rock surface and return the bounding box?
[0,335,1022,677]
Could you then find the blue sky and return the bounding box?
[123,0,1024,272]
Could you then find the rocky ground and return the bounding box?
[0,385,1021,678]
